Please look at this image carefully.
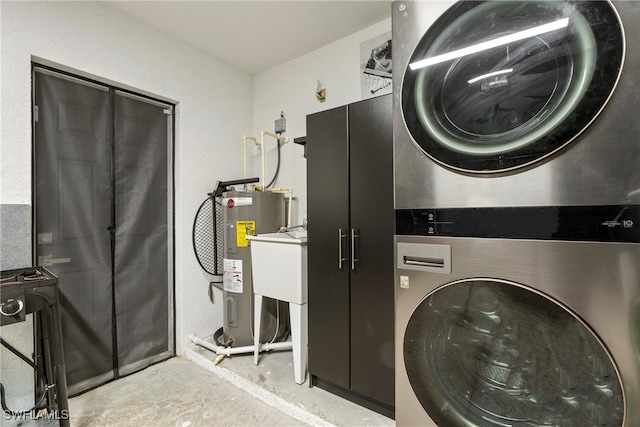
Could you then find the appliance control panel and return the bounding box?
[396,205,640,243]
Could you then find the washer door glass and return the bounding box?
[404,279,624,426]
[401,0,624,173]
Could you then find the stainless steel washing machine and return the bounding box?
[395,208,640,426]
[393,1,640,425]
[393,0,639,209]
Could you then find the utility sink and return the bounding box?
[247,230,308,304]
[248,229,309,384]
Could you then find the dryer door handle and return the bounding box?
[396,242,452,274]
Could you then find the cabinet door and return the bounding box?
[307,105,351,389]
[349,95,395,406]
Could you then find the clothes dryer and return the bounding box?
[393,0,638,209]
[395,208,640,426]
[393,1,640,425]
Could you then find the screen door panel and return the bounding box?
[114,92,171,372]
[34,67,174,393]
[34,70,115,390]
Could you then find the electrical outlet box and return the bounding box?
[275,117,286,134]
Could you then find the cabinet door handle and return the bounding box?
[338,229,347,269]
[351,229,359,271]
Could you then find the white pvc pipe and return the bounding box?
[263,130,289,144]
[190,333,292,356]
[261,131,266,188]
[242,135,258,186]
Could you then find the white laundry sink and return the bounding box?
[248,229,309,384]
[247,230,308,304]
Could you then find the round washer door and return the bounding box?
[401,0,624,173]
[404,279,624,426]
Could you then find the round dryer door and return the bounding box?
[401,0,624,173]
[404,279,624,426]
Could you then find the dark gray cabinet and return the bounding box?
[306,94,394,418]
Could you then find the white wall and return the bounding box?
[251,19,392,226]
[0,1,253,354]
[0,0,391,362]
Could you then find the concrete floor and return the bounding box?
[68,357,303,427]
[63,338,395,427]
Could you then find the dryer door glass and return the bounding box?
[404,279,624,426]
[401,0,624,173]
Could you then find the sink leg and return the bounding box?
[254,294,263,365]
[290,302,308,384]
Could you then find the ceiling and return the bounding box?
[102,1,392,75]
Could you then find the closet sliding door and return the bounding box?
[33,67,174,395]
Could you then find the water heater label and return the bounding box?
[236,220,256,247]
[223,258,243,293]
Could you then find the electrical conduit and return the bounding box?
[259,130,288,189]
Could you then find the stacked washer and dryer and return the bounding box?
[392,1,640,426]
